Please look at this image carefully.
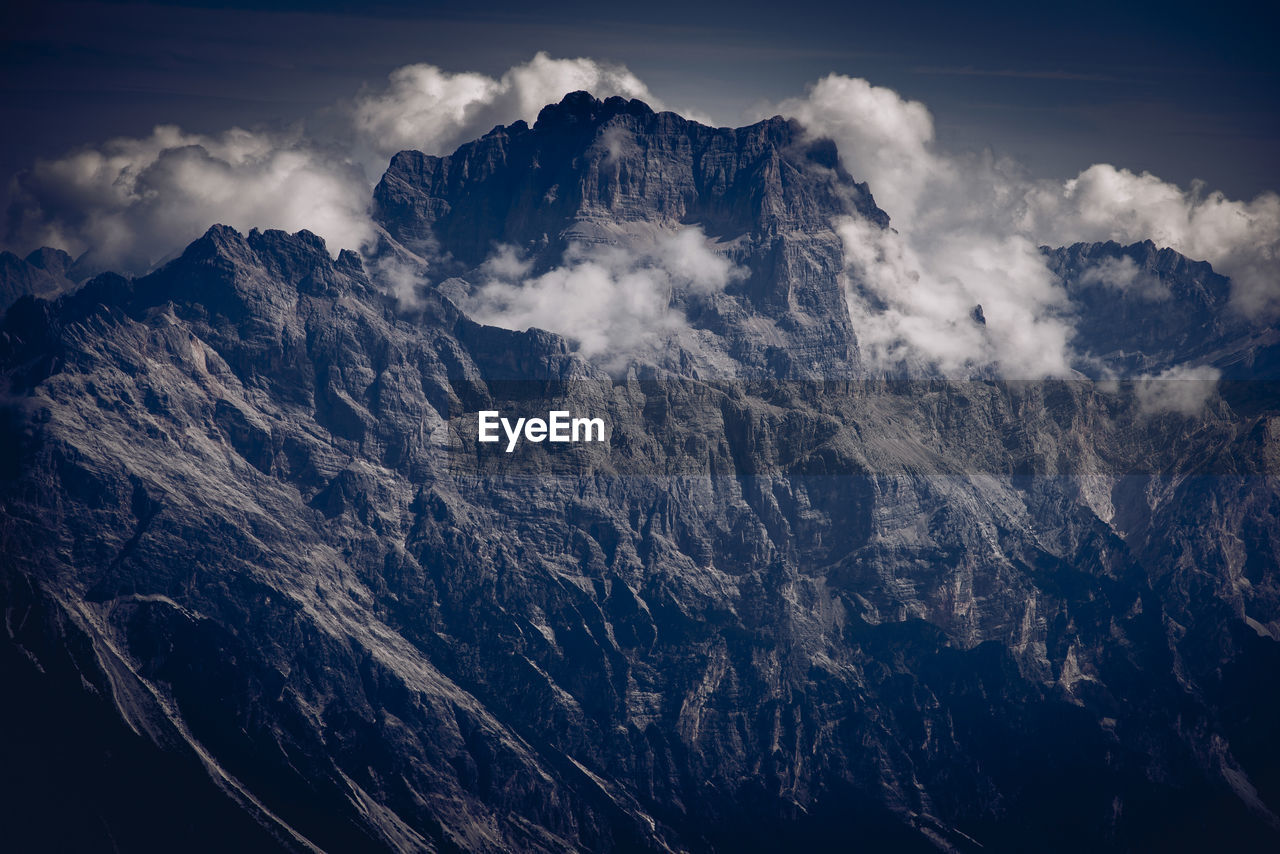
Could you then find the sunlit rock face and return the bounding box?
[2,94,1279,852]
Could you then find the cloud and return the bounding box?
[1021,166,1280,316]
[773,74,1280,377]
[1133,364,1222,416]
[368,252,431,310]
[5,125,374,275]
[1078,256,1170,301]
[598,125,636,165]
[777,77,1074,377]
[4,53,656,277]
[776,76,940,225]
[462,227,739,370]
[836,216,1072,376]
[352,51,657,163]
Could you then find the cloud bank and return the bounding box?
[834,215,1072,376]
[779,77,1074,377]
[5,126,374,275]
[774,74,1280,377]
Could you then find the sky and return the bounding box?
[3,0,1277,199]
[1,0,1276,380]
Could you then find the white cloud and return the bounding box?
[1134,364,1222,416]
[463,228,739,369]
[598,124,636,165]
[368,253,430,310]
[6,125,374,274]
[776,76,942,225]
[777,77,1073,377]
[835,216,1072,377]
[772,74,1280,378]
[1021,166,1280,316]
[5,53,657,277]
[352,51,657,163]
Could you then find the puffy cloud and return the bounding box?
[4,53,656,277]
[463,228,739,369]
[1022,166,1280,316]
[352,51,657,162]
[836,216,1072,377]
[776,76,942,225]
[5,125,374,275]
[774,74,1280,378]
[778,77,1073,377]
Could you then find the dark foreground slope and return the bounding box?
[2,96,1279,852]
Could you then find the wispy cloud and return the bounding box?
[463,228,741,371]
[1134,364,1222,416]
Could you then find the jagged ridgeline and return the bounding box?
[2,93,1279,853]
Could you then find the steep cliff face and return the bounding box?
[2,96,1279,853]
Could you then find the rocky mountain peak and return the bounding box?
[532,90,657,130]
[23,246,74,276]
[130,224,372,317]
[1043,239,1262,375]
[372,93,885,265]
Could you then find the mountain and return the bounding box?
[373,91,887,379]
[1045,239,1280,378]
[2,93,1279,852]
[0,246,77,312]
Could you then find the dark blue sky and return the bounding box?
[3,0,1277,198]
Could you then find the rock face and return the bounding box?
[3,95,1280,852]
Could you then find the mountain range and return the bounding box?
[2,92,1278,852]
